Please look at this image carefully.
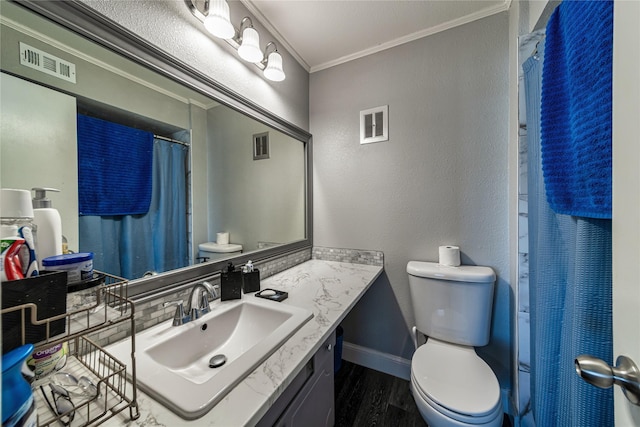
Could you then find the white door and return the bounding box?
[0,73,79,250]
[612,0,640,425]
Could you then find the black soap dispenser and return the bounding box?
[242,260,260,293]
[220,262,242,301]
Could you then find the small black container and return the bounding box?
[220,263,242,301]
[242,269,260,294]
[2,271,67,354]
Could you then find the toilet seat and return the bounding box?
[411,339,501,424]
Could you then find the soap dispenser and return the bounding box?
[220,262,242,301]
[242,260,261,293]
[32,188,62,269]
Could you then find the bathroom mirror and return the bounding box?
[0,0,311,285]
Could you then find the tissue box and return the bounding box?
[2,271,67,354]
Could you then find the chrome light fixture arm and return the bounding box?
[185,0,206,22]
[261,42,278,65]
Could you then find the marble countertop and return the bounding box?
[107,259,382,426]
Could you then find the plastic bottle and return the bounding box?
[1,188,38,280]
[31,188,62,270]
[1,189,36,238]
[2,344,37,427]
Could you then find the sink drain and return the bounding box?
[209,354,227,368]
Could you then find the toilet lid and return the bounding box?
[198,242,243,253]
[412,340,500,417]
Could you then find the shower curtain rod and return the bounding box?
[154,134,190,147]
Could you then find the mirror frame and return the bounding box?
[9,0,313,298]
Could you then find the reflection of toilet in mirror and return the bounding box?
[407,261,502,427]
[198,241,242,261]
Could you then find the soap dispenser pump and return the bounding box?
[32,187,62,269]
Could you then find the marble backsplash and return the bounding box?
[312,246,384,266]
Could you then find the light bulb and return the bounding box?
[263,51,285,81]
[203,0,235,39]
[238,27,263,63]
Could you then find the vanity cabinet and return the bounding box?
[258,331,336,427]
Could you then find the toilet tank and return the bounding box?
[407,261,496,347]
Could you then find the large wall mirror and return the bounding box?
[0,0,311,292]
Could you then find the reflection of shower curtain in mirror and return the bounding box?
[79,138,189,279]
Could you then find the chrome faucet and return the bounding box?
[186,281,219,320]
[163,299,187,326]
[163,281,220,326]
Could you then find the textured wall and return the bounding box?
[80,0,310,131]
[207,106,305,251]
[310,12,512,382]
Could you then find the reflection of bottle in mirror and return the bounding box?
[32,188,62,269]
[1,188,38,280]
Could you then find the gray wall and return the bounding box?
[81,0,513,387]
[310,12,511,383]
[80,0,310,131]
[207,106,305,251]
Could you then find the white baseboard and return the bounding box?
[341,341,412,381]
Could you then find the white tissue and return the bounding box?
[216,232,230,245]
[439,245,461,267]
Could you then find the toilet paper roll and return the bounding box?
[439,245,461,267]
[216,232,230,245]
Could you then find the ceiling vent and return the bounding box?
[19,42,76,84]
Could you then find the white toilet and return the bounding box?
[198,242,243,261]
[407,261,502,427]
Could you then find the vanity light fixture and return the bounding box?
[203,0,235,39]
[185,0,286,81]
[262,42,285,82]
[237,18,263,63]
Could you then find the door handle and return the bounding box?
[575,355,640,406]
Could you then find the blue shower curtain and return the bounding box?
[79,138,189,279]
[525,39,613,427]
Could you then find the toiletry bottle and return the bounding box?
[1,188,38,280]
[31,188,62,270]
[1,189,37,238]
[221,262,243,301]
[2,344,38,427]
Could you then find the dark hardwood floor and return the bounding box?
[334,361,513,427]
[334,360,427,427]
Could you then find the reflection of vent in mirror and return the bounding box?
[19,42,76,83]
[253,132,270,160]
[360,105,389,144]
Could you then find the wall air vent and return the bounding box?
[360,105,389,144]
[253,132,270,160]
[19,42,76,84]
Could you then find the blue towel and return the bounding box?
[77,114,153,216]
[540,0,613,219]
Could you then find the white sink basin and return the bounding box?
[107,297,313,419]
